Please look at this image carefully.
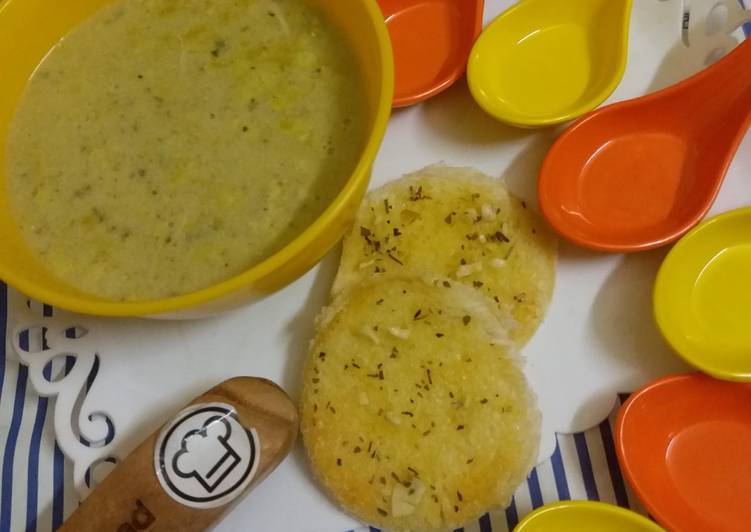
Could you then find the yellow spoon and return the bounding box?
[468,0,633,128]
[515,501,664,532]
[654,207,751,381]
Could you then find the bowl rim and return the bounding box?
[0,0,395,317]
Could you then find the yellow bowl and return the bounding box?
[467,0,632,128]
[654,207,751,381]
[515,501,664,532]
[0,0,393,318]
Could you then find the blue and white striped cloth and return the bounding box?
[0,282,651,532]
[0,285,79,532]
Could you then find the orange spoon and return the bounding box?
[616,373,751,532]
[377,0,484,107]
[538,37,751,252]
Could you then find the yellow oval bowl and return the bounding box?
[0,0,393,318]
[515,501,664,532]
[654,207,751,381]
[467,0,632,128]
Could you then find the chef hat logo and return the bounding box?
[172,415,242,493]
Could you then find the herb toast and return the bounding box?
[300,277,541,531]
[332,165,557,346]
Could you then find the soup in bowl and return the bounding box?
[0,0,393,317]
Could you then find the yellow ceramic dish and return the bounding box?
[514,501,664,532]
[0,0,393,318]
[654,207,751,381]
[467,0,632,128]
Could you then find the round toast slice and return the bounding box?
[332,165,557,346]
[300,277,541,531]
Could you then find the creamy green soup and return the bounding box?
[6,0,366,301]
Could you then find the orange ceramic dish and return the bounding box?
[538,38,751,252]
[616,373,751,532]
[378,0,484,107]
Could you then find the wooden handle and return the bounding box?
[60,377,298,532]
